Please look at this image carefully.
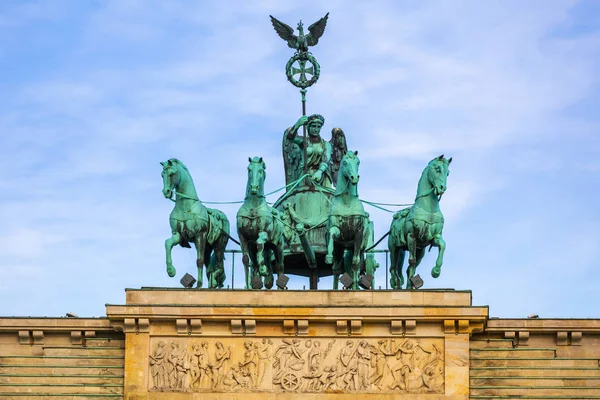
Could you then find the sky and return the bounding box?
[0,0,599,319]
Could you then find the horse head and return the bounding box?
[340,150,360,186]
[247,156,266,197]
[426,155,452,197]
[160,159,182,199]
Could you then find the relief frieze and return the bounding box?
[149,337,444,394]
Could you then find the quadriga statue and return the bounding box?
[160,159,229,288]
[388,155,452,289]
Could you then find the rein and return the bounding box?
[414,186,444,202]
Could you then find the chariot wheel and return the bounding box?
[281,371,301,391]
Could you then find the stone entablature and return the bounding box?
[106,289,487,399]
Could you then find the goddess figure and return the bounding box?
[283,114,347,189]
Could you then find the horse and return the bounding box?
[236,157,286,289]
[324,151,372,290]
[160,158,230,288]
[388,155,452,289]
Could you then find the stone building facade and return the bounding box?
[1,289,599,399]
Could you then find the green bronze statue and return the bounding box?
[388,155,452,289]
[283,114,347,189]
[160,159,230,288]
[270,14,329,90]
[270,13,329,54]
[236,157,286,289]
[324,151,372,290]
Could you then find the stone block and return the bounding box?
[231,319,243,334]
[350,320,362,335]
[390,320,402,335]
[518,331,529,346]
[336,320,348,335]
[557,331,568,345]
[176,319,188,334]
[571,331,582,346]
[283,320,294,334]
[71,330,83,345]
[297,320,308,335]
[190,319,202,334]
[31,331,44,344]
[18,330,30,345]
[405,319,417,335]
[245,319,256,335]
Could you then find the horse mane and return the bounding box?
[169,158,190,173]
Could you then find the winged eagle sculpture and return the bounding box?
[270,13,329,54]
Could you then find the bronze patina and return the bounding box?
[237,157,287,289]
[388,156,452,289]
[161,159,230,288]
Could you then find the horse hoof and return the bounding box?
[325,255,333,264]
[167,266,176,278]
[431,267,441,278]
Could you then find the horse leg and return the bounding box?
[239,236,252,289]
[326,225,340,265]
[396,249,406,289]
[431,234,446,278]
[256,232,269,277]
[249,246,260,286]
[332,244,344,290]
[165,232,181,278]
[264,252,274,290]
[194,234,207,288]
[352,232,364,290]
[407,247,426,289]
[203,246,214,288]
[389,247,405,290]
[406,232,418,289]
[274,239,285,290]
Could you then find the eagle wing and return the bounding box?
[270,15,298,49]
[306,12,329,47]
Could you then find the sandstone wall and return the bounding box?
[1,292,599,400]
[471,319,600,399]
[0,318,124,399]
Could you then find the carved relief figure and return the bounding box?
[212,341,232,389]
[149,341,167,389]
[337,340,358,390]
[356,340,372,390]
[190,341,211,389]
[369,340,387,389]
[167,342,190,389]
[240,341,259,388]
[256,339,273,385]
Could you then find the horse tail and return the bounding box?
[209,254,225,288]
[343,251,353,275]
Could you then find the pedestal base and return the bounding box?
[106,289,487,399]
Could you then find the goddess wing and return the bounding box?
[283,129,303,187]
[328,127,347,185]
[270,15,298,49]
[306,12,329,46]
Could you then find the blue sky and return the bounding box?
[0,0,599,318]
